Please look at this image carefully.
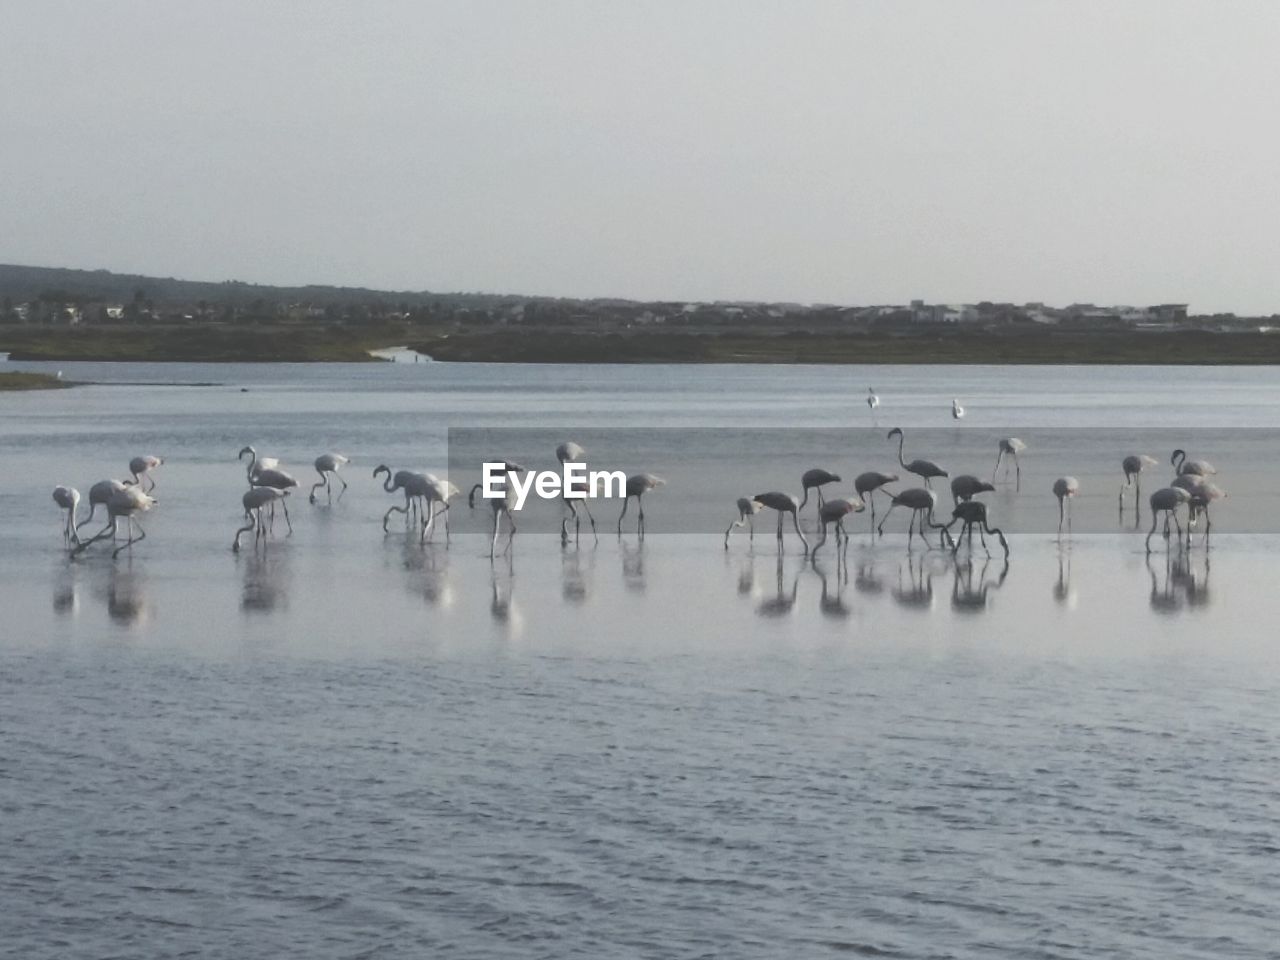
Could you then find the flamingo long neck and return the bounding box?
[381,472,395,493]
[895,433,907,469]
[243,449,257,482]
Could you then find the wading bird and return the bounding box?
[419,473,460,544]
[809,496,864,560]
[886,428,948,488]
[1172,475,1225,545]
[799,468,842,512]
[128,455,164,492]
[950,474,996,505]
[752,491,809,555]
[76,479,128,537]
[72,485,156,559]
[951,399,965,420]
[866,388,880,421]
[240,447,298,533]
[309,453,350,503]
[237,447,281,486]
[877,487,948,549]
[617,473,665,538]
[1119,454,1159,511]
[1052,477,1079,536]
[1171,449,1216,477]
[468,463,525,558]
[376,465,430,531]
[942,500,1009,557]
[233,487,289,552]
[724,496,763,549]
[854,471,898,533]
[556,442,597,546]
[993,438,1026,489]
[52,486,81,546]
[1147,486,1192,554]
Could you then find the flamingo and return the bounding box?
[1119,454,1158,511]
[992,438,1026,489]
[950,474,996,505]
[809,496,864,559]
[1171,449,1216,477]
[468,463,525,558]
[52,486,81,546]
[942,500,1009,557]
[375,465,429,531]
[854,471,898,533]
[309,453,350,503]
[886,428,948,488]
[724,496,763,549]
[233,487,289,552]
[951,398,965,420]
[240,447,298,533]
[128,455,163,492]
[556,442,597,546]
[1052,477,1079,536]
[876,487,948,548]
[799,468,842,512]
[752,491,809,554]
[866,387,880,422]
[617,473,665,537]
[1147,486,1192,554]
[72,485,156,558]
[76,479,128,537]
[419,473,460,544]
[1172,475,1225,544]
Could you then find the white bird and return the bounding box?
[556,441,597,546]
[375,465,431,531]
[887,428,948,488]
[467,462,525,558]
[128,455,164,492]
[799,468,842,512]
[1172,475,1226,544]
[52,486,81,546]
[993,438,1026,489]
[617,473,665,538]
[419,473,460,544]
[866,388,880,418]
[72,485,156,558]
[309,453,350,503]
[752,491,809,554]
[810,496,865,559]
[240,447,299,532]
[1171,449,1216,477]
[724,496,764,549]
[234,487,289,552]
[1147,486,1192,554]
[1119,454,1159,511]
[876,487,947,548]
[1053,477,1080,536]
[951,398,965,420]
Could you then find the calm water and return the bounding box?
[2,361,1279,958]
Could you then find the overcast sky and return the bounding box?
[2,2,1278,312]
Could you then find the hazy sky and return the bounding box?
[2,2,1278,312]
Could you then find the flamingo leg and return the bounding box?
[637,499,645,538]
[617,496,630,536]
[233,511,255,551]
[490,509,501,559]
[113,517,145,558]
[791,510,809,556]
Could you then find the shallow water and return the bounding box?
[2,361,1279,958]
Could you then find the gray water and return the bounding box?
[2,361,1279,958]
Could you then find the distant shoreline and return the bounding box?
[0,371,71,391]
[5,324,1280,365]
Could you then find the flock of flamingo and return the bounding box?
[49,394,1227,562]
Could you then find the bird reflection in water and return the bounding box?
[399,539,454,609]
[892,554,936,610]
[756,555,799,617]
[854,557,886,598]
[99,562,151,626]
[239,549,290,614]
[52,564,80,616]
[560,546,594,605]
[950,556,1009,614]
[489,554,522,636]
[812,555,852,620]
[1147,548,1211,615]
[730,552,760,598]
[621,540,646,594]
[1054,546,1077,609]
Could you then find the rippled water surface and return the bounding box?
[2,361,1279,958]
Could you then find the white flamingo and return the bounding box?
[76,479,128,538]
[375,465,430,531]
[233,487,290,552]
[1171,449,1216,477]
[240,447,298,532]
[951,398,965,420]
[52,486,81,546]
[128,455,164,492]
[1119,454,1158,510]
[1052,476,1079,536]
[419,473,461,544]
[617,473,665,537]
[309,453,350,503]
[556,441,598,546]
[724,496,763,549]
[72,486,156,558]
[467,463,525,558]
[1147,487,1192,554]
[992,438,1025,488]
[809,496,864,559]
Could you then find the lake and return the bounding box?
[1,360,1278,958]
